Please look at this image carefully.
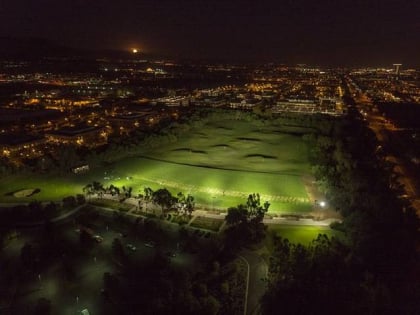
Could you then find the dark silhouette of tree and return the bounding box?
[56,145,80,174]
[143,187,154,212]
[224,194,270,249]
[225,204,248,226]
[62,196,77,209]
[176,192,186,212]
[33,298,51,315]
[76,194,86,205]
[152,188,176,214]
[108,184,119,196]
[43,202,57,217]
[20,243,34,270]
[175,192,195,215]
[92,181,105,198]
[28,200,42,214]
[82,183,94,199]
[185,194,195,215]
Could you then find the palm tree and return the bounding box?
[82,183,94,199]
[176,192,186,213]
[108,184,116,196]
[143,187,154,212]
[126,187,133,198]
[185,194,195,216]
[92,181,105,198]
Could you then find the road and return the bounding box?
[240,250,268,315]
[345,78,420,216]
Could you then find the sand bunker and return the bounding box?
[13,188,40,198]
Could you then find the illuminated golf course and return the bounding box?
[0,119,314,213]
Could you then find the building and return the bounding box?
[108,112,151,134]
[0,134,47,159]
[45,124,107,147]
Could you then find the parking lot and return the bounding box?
[1,211,200,314]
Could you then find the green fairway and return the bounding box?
[145,120,310,175]
[108,156,311,211]
[0,118,314,213]
[0,173,85,202]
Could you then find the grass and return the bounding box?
[0,118,314,214]
[109,157,311,212]
[266,224,340,248]
[0,174,83,202]
[190,216,224,232]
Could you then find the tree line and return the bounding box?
[83,181,195,216]
[261,113,419,314]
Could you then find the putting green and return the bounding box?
[0,118,314,213]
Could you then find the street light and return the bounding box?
[319,201,326,208]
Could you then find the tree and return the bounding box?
[76,194,86,205]
[185,194,195,215]
[152,188,176,214]
[28,200,43,213]
[108,184,118,196]
[33,298,51,315]
[225,205,248,226]
[226,194,269,227]
[126,187,132,198]
[44,202,57,218]
[56,145,80,174]
[143,187,154,212]
[92,181,105,198]
[224,194,270,248]
[175,192,195,216]
[176,192,186,213]
[82,183,94,199]
[200,295,221,315]
[246,193,270,221]
[62,196,77,209]
[21,243,34,270]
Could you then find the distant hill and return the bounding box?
[0,37,163,61]
[0,37,81,59]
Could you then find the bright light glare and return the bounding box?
[132,48,138,53]
[320,201,326,208]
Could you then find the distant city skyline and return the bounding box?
[0,0,419,66]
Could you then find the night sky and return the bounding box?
[0,0,419,66]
